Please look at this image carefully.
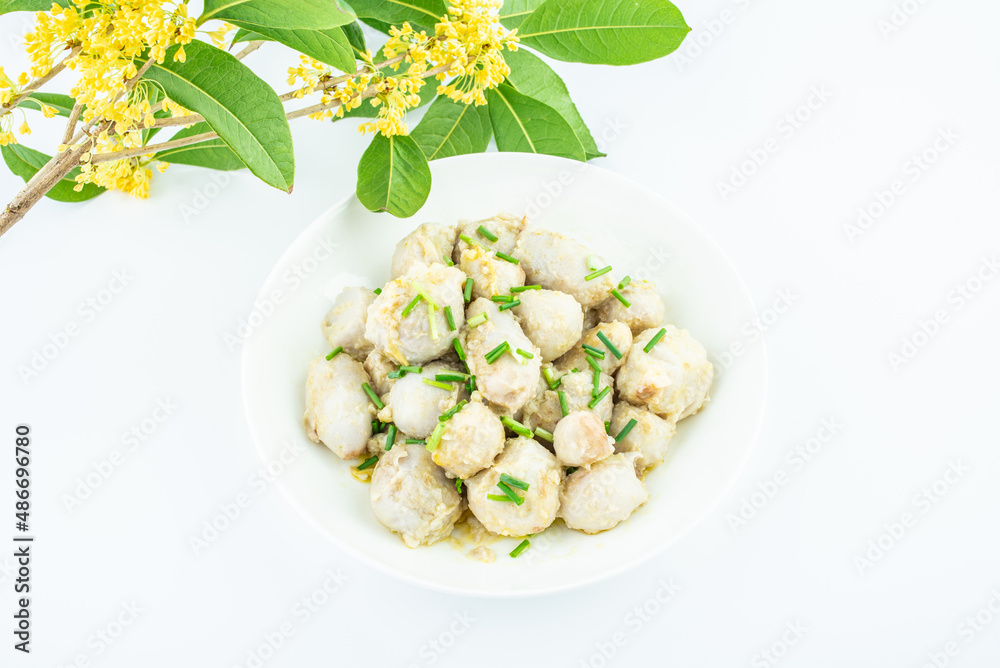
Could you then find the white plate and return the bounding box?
[241,153,766,597]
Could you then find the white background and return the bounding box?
[2,0,1000,666]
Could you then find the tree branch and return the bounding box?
[0,46,82,114]
[61,100,83,145]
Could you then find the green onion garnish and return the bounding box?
[615,418,638,443]
[558,390,569,417]
[423,378,453,391]
[373,288,382,295]
[586,355,602,373]
[485,341,510,364]
[618,276,631,290]
[516,348,534,359]
[589,386,610,408]
[467,312,488,328]
[582,344,605,359]
[463,277,474,302]
[605,421,611,434]
[500,473,530,491]
[491,295,513,303]
[325,346,343,360]
[501,415,533,438]
[444,305,457,331]
[428,303,438,341]
[459,233,478,246]
[439,400,467,422]
[399,365,422,373]
[511,285,540,292]
[496,480,524,505]
[488,494,514,503]
[466,376,476,393]
[597,331,623,359]
[542,367,561,390]
[592,369,601,397]
[456,478,463,492]
[585,266,612,281]
[411,281,439,309]
[405,438,425,445]
[510,539,530,558]
[477,225,498,242]
[610,289,631,307]
[453,338,466,361]
[644,327,667,353]
[426,422,446,451]
[372,420,382,433]
[443,254,454,266]
[436,372,469,382]
[357,455,378,470]
[571,368,579,373]
[566,466,578,474]
[387,370,405,379]
[534,427,553,442]
[385,424,398,450]
[363,382,384,409]
[495,251,518,264]
[498,299,520,311]
[401,294,422,317]
[586,254,600,270]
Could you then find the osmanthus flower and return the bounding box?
[0,67,58,145]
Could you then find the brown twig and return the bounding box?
[0,46,82,114]
[61,100,83,145]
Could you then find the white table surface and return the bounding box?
[2,1,999,666]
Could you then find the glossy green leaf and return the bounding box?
[348,0,445,32]
[154,122,246,171]
[411,96,491,160]
[518,0,690,66]
[504,48,602,159]
[341,21,367,56]
[0,0,68,13]
[18,92,76,118]
[1,143,105,202]
[356,134,431,217]
[145,41,294,191]
[199,0,355,30]
[499,0,544,31]
[486,84,585,161]
[228,23,356,72]
[232,27,268,43]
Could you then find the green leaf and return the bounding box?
[1,144,105,203]
[341,21,367,56]
[18,92,76,118]
[348,0,445,32]
[200,0,355,30]
[144,41,294,192]
[411,96,491,161]
[0,0,68,13]
[499,0,544,31]
[154,122,246,171]
[503,48,602,160]
[356,134,431,217]
[486,84,585,161]
[228,23,356,72]
[518,0,690,66]
[232,27,268,43]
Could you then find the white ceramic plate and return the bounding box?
[241,153,766,597]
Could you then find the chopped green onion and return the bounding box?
[605,421,611,434]
[442,254,454,266]
[534,427,553,442]
[436,372,469,382]
[405,438,426,445]
[586,355,602,373]
[426,422,446,451]
[439,400,467,422]
[411,281,439,308]
[373,287,382,295]
[497,481,524,505]
[498,299,521,311]
[371,420,382,433]
[357,455,378,470]
[423,378,453,391]
[400,365,423,373]
[610,289,631,308]
[467,312,488,328]
[592,369,601,397]
[495,251,518,264]
[511,284,540,292]
[615,418,638,443]
[491,295,513,303]
[542,367,561,390]
[401,294,422,317]
[515,348,534,359]
[589,386,610,408]
[485,341,510,364]
[385,424,398,450]
[501,415,533,438]
[566,466,579,474]
[571,367,579,373]
[325,346,343,360]
[510,539,530,558]
[456,478,463,493]
[387,370,405,379]
[558,390,569,417]
[459,233,478,246]
[585,266,612,281]
[453,338,466,361]
[444,305,457,331]
[618,276,631,290]
[466,376,477,393]
[644,327,667,353]
[463,277,474,302]
[597,331,623,359]
[500,473,530,491]
[363,383,384,409]
[477,225,499,242]
[488,494,514,503]
[582,344,606,359]
[428,303,438,341]
[587,254,600,270]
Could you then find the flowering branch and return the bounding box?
[0,45,81,114]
